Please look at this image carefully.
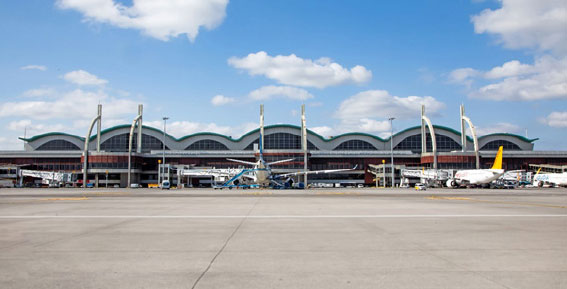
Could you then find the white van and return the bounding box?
[161,181,170,190]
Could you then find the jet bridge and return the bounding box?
[400,168,451,187]
[19,169,74,187]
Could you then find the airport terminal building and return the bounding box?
[1,122,566,187]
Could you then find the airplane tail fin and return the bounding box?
[491,146,503,170]
[258,133,264,163]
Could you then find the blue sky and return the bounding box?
[0,0,565,150]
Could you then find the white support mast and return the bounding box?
[301,104,308,188]
[260,104,264,154]
[421,105,437,169]
[83,104,102,187]
[460,104,480,169]
[128,104,143,187]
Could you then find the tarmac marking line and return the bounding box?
[42,197,89,201]
[240,191,273,195]
[84,191,130,196]
[1,214,566,219]
[426,196,472,201]
[316,192,360,195]
[426,195,567,209]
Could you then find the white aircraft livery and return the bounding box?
[447,146,504,188]
[183,104,356,189]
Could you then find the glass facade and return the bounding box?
[394,134,462,153]
[333,140,377,150]
[100,133,168,152]
[185,139,229,150]
[37,140,81,151]
[435,134,462,152]
[481,140,521,151]
[244,133,318,150]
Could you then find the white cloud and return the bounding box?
[56,0,229,42]
[211,94,235,106]
[310,90,444,136]
[0,89,139,120]
[310,126,334,137]
[145,120,258,138]
[311,119,392,137]
[336,90,445,121]
[448,68,481,86]
[7,120,67,134]
[63,70,108,86]
[0,137,25,151]
[472,0,567,55]
[0,73,145,150]
[475,57,567,101]
[483,60,533,79]
[358,118,391,132]
[451,56,567,101]
[248,85,314,101]
[20,65,47,71]
[22,88,56,98]
[450,0,567,102]
[468,122,522,136]
[228,51,372,88]
[540,111,567,128]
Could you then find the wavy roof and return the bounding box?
[19,123,537,144]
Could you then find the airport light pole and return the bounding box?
[389,117,395,187]
[162,117,169,185]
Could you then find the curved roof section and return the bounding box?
[236,124,326,142]
[388,125,536,143]
[178,124,386,142]
[20,123,537,145]
[390,125,474,142]
[478,133,538,143]
[20,132,85,142]
[20,125,178,143]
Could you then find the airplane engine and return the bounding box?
[446,179,458,188]
[537,181,544,187]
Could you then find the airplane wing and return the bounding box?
[226,158,257,166]
[275,165,359,178]
[182,168,238,177]
[266,158,295,166]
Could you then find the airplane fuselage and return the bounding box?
[453,169,505,185]
[255,162,271,186]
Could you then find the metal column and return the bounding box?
[260,104,264,152]
[83,104,102,188]
[301,104,307,188]
[460,104,466,152]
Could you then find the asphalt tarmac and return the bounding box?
[1,187,566,289]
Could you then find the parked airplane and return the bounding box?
[533,168,567,187]
[446,146,504,188]
[215,137,357,189]
[183,104,357,189]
